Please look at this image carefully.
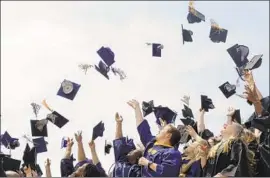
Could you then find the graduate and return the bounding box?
[127,99,182,177]
[203,122,254,177]
[111,112,143,177]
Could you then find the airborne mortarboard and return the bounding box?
[33,137,48,154]
[219,81,236,98]
[97,46,115,67]
[182,24,193,44]
[142,100,154,117]
[187,4,205,23]
[154,106,177,126]
[0,131,20,150]
[95,60,110,80]
[57,80,81,100]
[180,118,197,132]
[232,109,241,124]
[92,121,105,141]
[245,54,263,70]
[227,44,250,68]
[177,125,190,144]
[209,19,228,43]
[182,105,194,119]
[42,100,69,129]
[30,119,48,137]
[2,156,21,172]
[22,143,37,166]
[152,43,163,57]
[105,140,112,155]
[181,95,190,106]
[201,95,215,112]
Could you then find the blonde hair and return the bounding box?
[179,139,209,177]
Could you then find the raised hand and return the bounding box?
[74,131,82,143]
[88,140,95,150]
[227,107,235,116]
[186,125,197,138]
[243,85,259,103]
[115,112,123,123]
[244,70,255,87]
[44,158,51,167]
[159,118,167,128]
[127,99,140,110]
[67,137,74,148]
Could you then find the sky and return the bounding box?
[1,1,269,176]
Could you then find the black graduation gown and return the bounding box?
[203,139,252,177]
[257,131,270,177]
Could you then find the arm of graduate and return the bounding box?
[115,112,123,139]
[89,141,107,176]
[61,138,75,177]
[140,151,181,176]
[197,109,206,133]
[75,131,87,162]
[45,158,52,178]
[219,139,247,177]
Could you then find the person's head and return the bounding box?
[207,135,222,147]
[73,163,105,177]
[221,122,243,139]
[156,124,181,146]
[241,128,256,144]
[184,139,209,159]
[126,149,143,164]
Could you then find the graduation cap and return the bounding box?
[244,54,263,70]
[201,95,215,112]
[105,140,112,155]
[261,96,270,113]
[30,119,48,137]
[209,19,228,43]
[187,3,205,23]
[152,43,163,57]
[97,46,115,67]
[182,105,194,119]
[95,60,110,80]
[2,156,21,172]
[0,154,6,177]
[57,80,81,100]
[181,95,190,106]
[92,121,105,141]
[142,100,154,117]
[33,137,48,154]
[182,24,193,44]
[0,131,20,150]
[61,137,68,149]
[251,115,270,132]
[42,100,69,129]
[227,44,249,68]
[199,129,214,140]
[219,81,236,98]
[232,109,241,124]
[34,164,43,176]
[22,143,37,166]
[154,106,177,126]
[177,125,190,144]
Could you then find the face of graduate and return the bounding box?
[221,122,242,138]
[156,125,172,143]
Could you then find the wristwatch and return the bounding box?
[148,161,153,169]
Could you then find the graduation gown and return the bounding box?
[112,137,142,177]
[137,120,182,177]
[203,139,252,177]
[181,159,202,177]
[257,131,270,177]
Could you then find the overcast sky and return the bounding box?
[1,1,269,176]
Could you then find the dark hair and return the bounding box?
[83,164,107,177]
[167,125,181,146]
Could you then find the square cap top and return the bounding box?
[154,106,177,126]
[2,157,21,172]
[227,44,249,68]
[97,46,115,67]
[152,43,163,57]
[201,95,215,112]
[199,129,214,140]
[209,27,228,43]
[92,121,105,141]
[105,140,112,155]
[46,111,69,129]
[57,80,81,101]
[187,6,205,23]
[0,131,19,149]
[182,105,194,119]
[232,109,241,124]
[22,143,37,166]
[95,61,110,80]
[182,24,193,44]
[219,81,236,98]
[30,120,48,137]
[245,54,263,70]
[33,137,48,154]
[142,100,154,117]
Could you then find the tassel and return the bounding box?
[42,100,53,112]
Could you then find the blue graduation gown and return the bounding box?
[113,137,142,177]
[137,120,182,177]
[181,159,202,177]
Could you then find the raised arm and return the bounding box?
[75,131,87,162]
[197,109,206,133]
[226,107,235,125]
[45,158,52,178]
[88,141,100,165]
[127,99,144,127]
[63,138,74,159]
[61,137,75,177]
[187,125,203,142]
[115,112,123,139]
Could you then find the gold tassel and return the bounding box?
[42,99,53,112]
[210,19,222,30]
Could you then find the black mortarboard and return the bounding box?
[105,140,112,155]
[22,143,37,166]
[227,44,249,68]
[57,80,81,100]
[200,95,215,112]
[261,96,270,113]
[245,54,263,70]
[97,46,115,67]
[30,119,48,137]
[92,121,105,141]
[95,60,110,80]
[33,137,48,154]
[46,111,69,128]
[209,26,228,43]
[2,157,21,172]
[187,6,205,23]
[181,105,194,119]
[219,81,236,98]
[199,129,214,140]
[154,106,177,126]
[0,131,20,149]
[152,43,163,57]
[180,118,197,132]
[177,125,190,144]
[232,109,241,124]
[251,115,270,132]
[0,154,6,177]
[181,24,193,44]
[35,164,43,176]
[142,100,154,117]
